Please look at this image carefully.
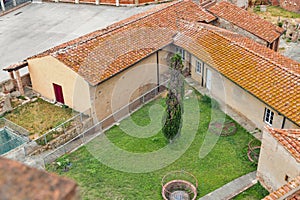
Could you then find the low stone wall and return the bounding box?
[0,73,31,93]
[29,117,93,155]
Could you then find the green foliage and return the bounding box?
[62,104,69,109]
[56,156,71,172]
[233,182,269,199]
[201,95,220,109]
[162,53,184,142]
[254,5,260,12]
[162,92,182,142]
[278,21,283,27]
[17,95,26,100]
[286,38,292,43]
[47,93,258,200]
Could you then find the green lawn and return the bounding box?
[5,98,74,139]
[47,90,259,200]
[233,183,269,200]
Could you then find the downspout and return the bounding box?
[156,51,160,92]
[0,0,5,12]
[116,0,119,6]
[201,62,204,87]
[281,116,286,129]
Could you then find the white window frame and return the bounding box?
[176,47,185,60]
[196,59,202,74]
[264,108,274,126]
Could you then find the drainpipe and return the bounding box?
[156,51,160,92]
[281,116,286,129]
[12,0,16,7]
[95,0,99,5]
[116,0,119,6]
[0,0,5,12]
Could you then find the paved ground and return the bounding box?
[199,171,258,200]
[279,38,300,63]
[0,2,154,80]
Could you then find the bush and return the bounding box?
[278,21,283,27]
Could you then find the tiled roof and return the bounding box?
[29,0,216,86]
[173,22,300,126]
[266,127,300,162]
[208,1,284,43]
[263,176,300,200]
[0,157,78,200]
[3,61,28,72]
[25,0,300,126]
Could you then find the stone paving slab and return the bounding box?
[0,2,154,80]
[199,171,257,200]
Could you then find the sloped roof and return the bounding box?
[29,0,216,86]
[263,176,300,200]
[173,22,300,126]
[25,0,300,126]
[208,1,284,43]
[266,127,300,162]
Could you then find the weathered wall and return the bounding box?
[213,18,268,46]
[257,129,300,191]
[280,0,300,12]
[92,49,170,122]
[28,56,91,113]
[190,54,300,130]
[0,73,31,93]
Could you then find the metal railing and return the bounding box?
[23,108,92,155]
[42,81,168,165]
[0,118,30,136]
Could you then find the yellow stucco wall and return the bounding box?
[93,50,170,121]
[28,56,91,112]
[257,129,300,191]
[190,55,300,130]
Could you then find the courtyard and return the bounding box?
[47,89,268,199]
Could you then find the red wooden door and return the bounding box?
[53,83,65,104]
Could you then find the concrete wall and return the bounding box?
[257,129,300,191]
[92,49,170,122]
[28,56,91,113]
[189,54,300,130]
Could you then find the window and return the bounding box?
[176,47,185,60]
[196,60,202,74]
[264,108,274,126]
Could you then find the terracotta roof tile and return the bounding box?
[0,157,78,200]
[263,176,300,200]
[267,127,300,162]
[208,1,284,43]
[25,1,300,126]
[29,0,216,86]
[173,22,300,126]
[3,61,28,72]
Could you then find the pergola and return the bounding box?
[3,61,27,95]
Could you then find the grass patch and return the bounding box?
[5,98,75,137]
[233,182,269,199]
[47,92,259,200]
[254,6,300,18]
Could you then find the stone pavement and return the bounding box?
[0,2,154,80]
[199,171,258,200]
[185,77,262,140]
